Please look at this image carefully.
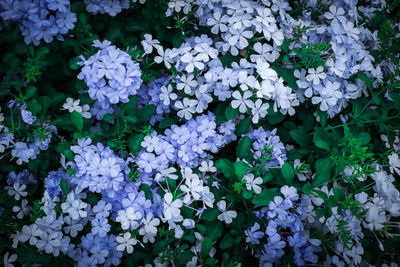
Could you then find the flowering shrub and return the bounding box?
[1,0,400,266]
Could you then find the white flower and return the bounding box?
[3,252,17,267]
[139,213,160,243]
[177,74,198,94]
[62,98,82,113]
[159,84,177,106]
[80,104,91,119]
[16,224,42,246]
[311,81,342,111]
[199,160,217,173]
[207,10,228,34]
[251,99,269,123]
[388,153,400,176]
[116,232,137,254]
[217,200,237,224]
[306,66,326,85]
[243,173,263,194]
[8,183,27,201]
[116,207,142,230]
[155,167,178,182]
[324,5,346,22]
[231,90,254,113]
[255,59,278,81]
[141,34,162,54]
[364,206,387,231]
[12,199,30,219]
[154,47,173,69]
[228,28,253,49]
[163,192,183,220]
[36,231,62,256]
[180,171,204,202]
[181,53,205,73]
[175,98,197,120]
[60,193,87,220]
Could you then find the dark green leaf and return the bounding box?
[236,136,251,158]
[313,157,332,187]
[252,188,279,206]
[234,161,252,179]
[219,234,234,249]
[60,179,69,196]
[71,111,83,132]
[201,238,213,259]
[289,128,311,147]
[281,162,294,184]
[215,159,236,180]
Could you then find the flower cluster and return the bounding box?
[0,0,76,45]
[77,40,143,119]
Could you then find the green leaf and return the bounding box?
[201,238,213,259]
[128,134,144,155]
[60,179,69,196]
[332,187,345,202]
[312,157,332,187]
[315,140,330,151]
[219,234,234,249]
[281,162,294,185]
[71,111,83,132]
[69,56,81,70]
[356,132,370,146]
[273,66,298,91]
[225,105,238,120]
[235,118,250,135]
[25,86,37,99]
[289,128,311,147]
[201,208,219,221]
[137,105,155,123]
[120,95,137,115]
[159,117,179,129]
[124,115,138,124]
[236,136,251,158]
[234,161,252,179]
[208,221,223,241]
[103,114,115,122]
[252,188,279,206]
[215,159,236,180]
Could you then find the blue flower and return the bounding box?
[245,222,265,244]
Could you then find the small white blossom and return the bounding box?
[217,200,237,224]
[243,173,263,194]
[8,183,27,201]
[231,90,254,113]
[116,232,137,254]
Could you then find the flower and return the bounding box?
[231,90,254,113]
[306,66,326,85]
[8,183,27,201]
[12,199,30,219]
[245,222,265,244]
[116,232,137,254]
[21,110,37,125]
[388,153,400,176]
[62,98,82,113]
[159,84,177,106]
[3,252,17,267]
[163,192,183,220]
[244,173,263,194]
[116,207,142,230]
[217,200,237,224]
[251,99,269,123]
[141,33,161,54]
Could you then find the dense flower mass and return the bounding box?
[1,0,400,266]
[0,0,76,45]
